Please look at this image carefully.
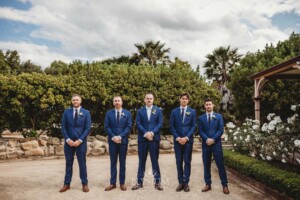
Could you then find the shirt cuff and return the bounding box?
[150,131,154,136]
[176,137,180,141]
[78,139,83,143]
[118,136,122,140]
[185,137,189,141]
[66,138,71,142]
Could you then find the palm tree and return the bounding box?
[204,46,241,85]
[134,40,170,66]
[203,46,242,112]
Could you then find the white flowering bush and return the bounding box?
[226,104,300,165]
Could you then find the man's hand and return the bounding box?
[67,140,74,147]
[206,138,215,146]
[177,137,188,145]
[179,137,188,145]
[145,132,153,141]
[73,140,82,147]
[112,136,121,144]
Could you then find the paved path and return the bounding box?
[0,153,271,200]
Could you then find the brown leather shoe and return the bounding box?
[120,184,127,191]
[223,186,230,194]
[131,184,143,190]
[201,185,211,192]
[82,184,89,192]
[59,185,70,192]
[176,184,184,192]
[105,184,116,191]
[183,184,190,192]
[155,183,163,191]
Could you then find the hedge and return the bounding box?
[223,149,300,200]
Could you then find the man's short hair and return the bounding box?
[113,96,122,100]
[180,92,190,99]
[204,98,213,104]
[71,94,82,100]
[145,93,154,98]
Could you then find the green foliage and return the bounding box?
[0,49,42,75]
[0,62,219,134]
[229,32,300,121]
[223,149,300,200]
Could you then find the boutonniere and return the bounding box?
[186,111,191,116]
[212,114,216,119]
[121,112,125,117]
[79,112,83,117]
[151,109,156,115]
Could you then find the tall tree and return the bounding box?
[19,60,43,74]
[134,40,170,66]
[203,46,242,113]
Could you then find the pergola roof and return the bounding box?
[250,55,300,80]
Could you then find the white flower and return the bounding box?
[224,135,228,141]
[274,116,282,123]
[284,147,288,151]
[233,136,237,140]
[273,151,276,156]
[280,142,283,146]
[267,120,276,131]
[245,135,250,142]
[282,154,286,158]
[243,123,247,126]
[296,158,300,164]
[291,105,297,111]
[286,127,290,132]
[266,156,272,161]
[252,124,259,130]
[281,159,286,163]
[243,129,247,133]
[294,140,300,148]
[261,123,268,132]
[226,122,236,129]
[234,143,237,147]
[240,136,243,140]
[253,120,260,125]
[233,131,239,136]
[251,152,255,157]
[267,113,276,121]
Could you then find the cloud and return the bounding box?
[0,0,299,69]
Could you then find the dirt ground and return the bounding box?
[0,153,272,200]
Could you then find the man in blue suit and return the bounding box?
[132,93,164,191]
[59,94,91,193]
[198,98,229,194]
[104,96,132,191]
[170,93,196,192]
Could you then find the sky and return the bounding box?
[0,0,300,69]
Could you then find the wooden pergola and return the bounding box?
[250,55,300,121]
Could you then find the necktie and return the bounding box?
[117,111,120,123]
[74,109,78,122]
[208,113,211,126]
[181,108,185,123]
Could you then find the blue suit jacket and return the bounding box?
[61,107,92,142]
[136,106,163,142]
[198,112,224,145]
[169,107,197,143]
[104,109,132,144]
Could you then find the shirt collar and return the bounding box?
[180,106,187,110]
[146,106,153,110]
[115,108,122,113]
[74,106,81,111]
